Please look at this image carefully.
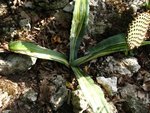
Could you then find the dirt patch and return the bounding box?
[0,0,150,113]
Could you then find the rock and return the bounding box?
[120,83,138,98]
[142,81,150,92]
[128,0,146,13]
[23,88,38,102]
[19,10,31,29]
[142,71,150,91]
[19,18,31,29]
[50,85,68,110]
[0,2,7,16]
[50,76,68,110]
[88,0,146,37]
[137,90,150,104]
[0,78,20,110]
[63,1,74,13]
[0,90,10,108]
[72,89,93,113]
[122,96,149,113]
[24,1,33,8]
[0,78,19,96]
[0,53,37,75]
[39,75,68,111]
[20,10,30,19]
[120,83,150,107]
[53,11,72,29]
[90,0,99,7]
[88,0,113,36]
[120,83,149,113]
[101,56,141,77]
[72,89,117,113]
[96,77,118,95]
[2,110,11,113]
[121,57,141,74]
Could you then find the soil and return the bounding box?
[0,0,150,113]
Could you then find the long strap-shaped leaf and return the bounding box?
[8,41,69,67]
[71,34,150,66]
[69,0,89,62]
[72,67,111,113]
[71,34,127,66]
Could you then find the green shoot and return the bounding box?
[69,0,89,62]
[9,41,69,67]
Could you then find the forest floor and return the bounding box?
[0,0,150,113]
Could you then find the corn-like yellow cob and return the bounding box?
[127,12,150,49]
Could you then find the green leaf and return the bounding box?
[69,0,89,62]
[145,0,150,9]
[71,33,150,66]
[8,41,69,67]
[71,34,128,66]
[142,41,150,45]
[88,34,127,53]
[72,67,112,113]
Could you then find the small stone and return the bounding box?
[19,11,31,29]
[121,57,141,74]
[23,88,38,102]
[0,78,20,110]
[20,11,30,19]
[0,53,37,75]
[120,83,138,98]
[0,91,10,108]
[24,1,33,8]
[142,81,150,91]
[0,78,19,96]
[0,3,7,16]
[54,11,72,29]
[122,96,149,113]
[101,56,141,77]
[50,75,68,110]
[87,0,112,36]
[63,1,74,13]
[72,89,117,113]
[2,110,11,113]
[129,0,145,13]
[50,85,68,110]
[137,90,149,103]
[90,0,99,7]
[72,89,92,113]
[39,74,68,111]
[96,77,118,95]
[142,71,150,91]
[19,19,31,29]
